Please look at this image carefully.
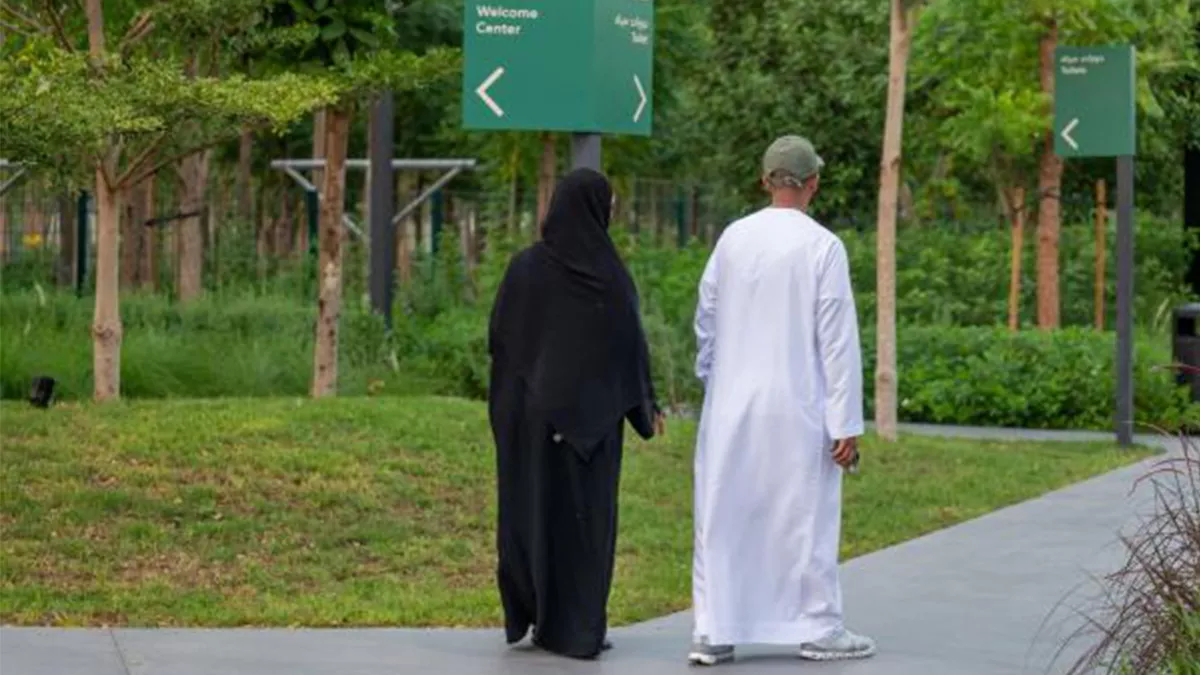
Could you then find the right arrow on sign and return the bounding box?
[1061,117,1080,151]
[633,74,647,123]
[477,67,506,118]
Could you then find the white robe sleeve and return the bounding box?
[816,240,864,440]
[694,250,719,385]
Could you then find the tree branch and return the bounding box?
[45,5,75,52]
[114,132,168,189]
[1,3,47,33]
[126,141,224,191]
[118,11,155,59]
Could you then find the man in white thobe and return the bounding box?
[688,136,875,665]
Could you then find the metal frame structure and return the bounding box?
[269,158,478,240]
[0,160,28,198]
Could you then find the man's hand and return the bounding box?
[654,412,667,438]
[831,437,859,469]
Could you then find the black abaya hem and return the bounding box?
[495,419,623,662]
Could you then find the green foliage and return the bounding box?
[910,0,1200,210]
[260,0,461,100]
[839,212,1197,328]
[877,326,1196,430]
[4,217,1195,429]
[694,0,890,219]
[0,1,458,182]
[0,37,338,182]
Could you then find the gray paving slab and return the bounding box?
[0,628,128,675]
[1,427,1188,675]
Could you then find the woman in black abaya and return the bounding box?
[488,168,662,660]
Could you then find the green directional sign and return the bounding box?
[1054,45,1137,158]
[462,0,654,136]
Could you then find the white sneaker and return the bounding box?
[797,628,877,661]
[687,639,735,666]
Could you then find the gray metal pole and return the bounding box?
[571,133,602,171]
[1116,155,1135,446]
[368,91,396,329]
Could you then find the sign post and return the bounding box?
[462,0,654,169]
[1054,44,1137,446]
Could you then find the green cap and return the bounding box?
[762,135,824,185]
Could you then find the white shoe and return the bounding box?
[687,639,735,666]
[797,628,877,661]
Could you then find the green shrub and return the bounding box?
[5,289,1194,431]
[2,216,1195,430]
[874,326,1197,431]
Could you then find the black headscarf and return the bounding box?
[488,169,658,453]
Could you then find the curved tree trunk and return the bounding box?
[311,105,350,398]
[874,0,914,443]
[1036,19,1062,330]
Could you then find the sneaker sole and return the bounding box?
[687,651,735,666]
[797,644,877,661]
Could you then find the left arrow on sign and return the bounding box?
[633,74,647,123]
[477,67,506,118]
[1061,117,1080,151]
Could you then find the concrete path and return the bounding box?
[2,428,1186,675]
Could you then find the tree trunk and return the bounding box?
[56,191,75,287]
[536,132,556,230]
[311,109,326,197]
[276,185,292,258]
[1007,186,1027,332]
[462,202,478,275]
[415,175,427,254]
[236,126,254,224]
[138,177,157,290]
[176,150,211,302]
[209,176,222,291]
[92,169,122,401]
[397,170,414,284]
[873,0,914,443]
[311,105,350,399]
[120,184,140,289]
[1036,19,1063,330]
[1095,179,1107,330]
[85,0,105,58]
[85,0,122,401]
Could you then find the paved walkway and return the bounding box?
[2,428,1185,675]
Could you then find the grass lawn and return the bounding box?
[0,396,1151,628]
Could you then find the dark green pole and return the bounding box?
[431,189,444,256]
[75,190,89,297]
